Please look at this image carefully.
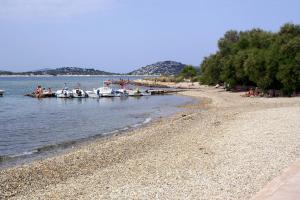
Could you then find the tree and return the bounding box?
[200,54,222,85]
[180,65,198,80]
[200,23,300,96]
[277,53,300,95]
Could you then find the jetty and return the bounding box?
[131,80,171,88]
[131,79,202,89]
[25,93,56,98]
[145,89,186,95]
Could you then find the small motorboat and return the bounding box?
[127,88,143,96]
[56,84,72,98]
[115,89,128,97]
[94,87,115,97]
[72,88,87,98]
[0,90,4,97]
[56,89,72,98]
[86,90,99,98]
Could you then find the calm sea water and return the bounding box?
[0,76,192,167]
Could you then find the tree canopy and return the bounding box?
[200,23,300,96]
[180,65,198,79]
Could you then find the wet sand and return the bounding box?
[1,86,300,200]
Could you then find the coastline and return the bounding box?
[0,75,160,77]
[1,86,300,199]
[0,95,194,170]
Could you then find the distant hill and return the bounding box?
[28,67,116,76]
[128,61,187,76]
[0,70,14,75]
[0,67,116,76]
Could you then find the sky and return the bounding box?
[0,0,299,73]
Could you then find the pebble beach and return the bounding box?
[1,86,300,200]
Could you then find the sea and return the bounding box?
[0,76,193,168]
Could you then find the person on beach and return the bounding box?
[242,88,255,97]
[249,88,254,96]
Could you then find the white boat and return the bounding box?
[56,85,72,98]
[115,89,128,97]
[94,87,115,97]
[72,88,87,98]
[86,90,99,98]
[0,90,4,97]
[127,89,143,96]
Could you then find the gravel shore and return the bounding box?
[1,86,300,200]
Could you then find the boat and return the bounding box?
[72,88,87,98]
[115,89,128,97]
[56,84,72,98]
[94,87,115,97]
[92,80,116,97]
[56,89,72,98]
[127,88,143,96]
[0,90,4,97]
[86,90,99,98]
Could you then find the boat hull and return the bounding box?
[86,91,99,98]
[72,89,87,98]
[55,90,72,98]
[94,87,115,97]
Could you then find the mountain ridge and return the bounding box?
[0,67,116,76]
[0,61,188,76]
[129,61,187,75]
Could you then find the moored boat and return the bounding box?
[0,90,5,97]
[115,89,128,97]
[56,90,72,98]
[94,87,115,97]
[86,90,99,98]
[56,84,72,98]
[127,88,143,96]
[72,88,87,98]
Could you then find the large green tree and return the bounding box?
[200,23,300,96]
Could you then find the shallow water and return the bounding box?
[0,76,192,167]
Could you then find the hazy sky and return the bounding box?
[0,0,299,73]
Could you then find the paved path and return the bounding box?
[252,160,300,200]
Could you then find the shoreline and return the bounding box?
[1,86,300,199]
[0,75,160,77]
[0,100,203,199]
[0,95,196,170]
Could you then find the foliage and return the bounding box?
[144,65,200,83]
[180,65,198,79]
[144,76,184,83]
[200,23,300,95]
